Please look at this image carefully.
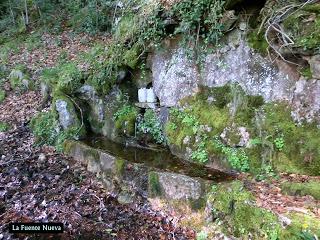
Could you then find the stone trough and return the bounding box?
[64,138,236,207]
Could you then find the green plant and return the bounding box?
[0,89,5,103]
[274,136,285,151]
[66,0,113,34]
[56,63,82,94]
[298,230,317,240]
[113,104,138,136]
[191,144,209,163]
[30,110,82,151]
[138,109,166,144]
[256,164,277,181]
[30,111,60,146]
[196,231,208,240]
[171,0,224,45]
[0,121,10,132]
[212,136,249,172]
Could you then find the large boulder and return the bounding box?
[202,40,297,102]
[54,96,82,131]
[291,78,320,123]
[151,38,200,107]
[151,32,298,107]
[148,171,204,201]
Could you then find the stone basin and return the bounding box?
[64,138,236,207]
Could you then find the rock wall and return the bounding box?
[150,30,320,123]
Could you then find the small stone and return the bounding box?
[278,214,292,227]
[38,153,46,162]
[309,55,320,79]
[239,22,247,31]
[117,191,134,204]
[55,99,75,129]
[183,136,191,145]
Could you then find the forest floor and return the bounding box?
[0,29,319,239]
[0,91,195,239]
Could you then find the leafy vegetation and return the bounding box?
[0,89,5,103]
[282,3,320,51]
[0,121,10,132]
[208,181,281,239]
[30,109,84,152]
[212,137,249,172]
[137,109,166,145]
[281,180,320,200]
[113,104,138,136]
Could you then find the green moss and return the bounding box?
[40,67,60,87]
[41,62,82,95]
[0,121,10,132]
[115,158,126,176]
[209,181,281,239]
[165,85,262,170]
[114,14,139,43]
[148,171,162,197]
[280,212,320,239]
[55,63,83,94]
[247,29,268,55]
[123,44,141,69]
[262,102,320,175]
[113,104,138,136]
[299,66,313,79]
[30,103,85,152]
[283,4,320,51]
[0,89,5,103]
[281,180,320,200]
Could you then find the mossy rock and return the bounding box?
[247,29,268,55]
[123,45,141,69]
[53,93,85,134]
[281,180,320,200]
[282,3,320,51]
[262,102,320,176]
[30,104,85,152]
[8,67,33,91]
[55,63,83,94]
[209,181,281,239]
[165,84,263,170]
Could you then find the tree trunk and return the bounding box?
[24,0,29,26]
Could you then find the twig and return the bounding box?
[264,0,317,64]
